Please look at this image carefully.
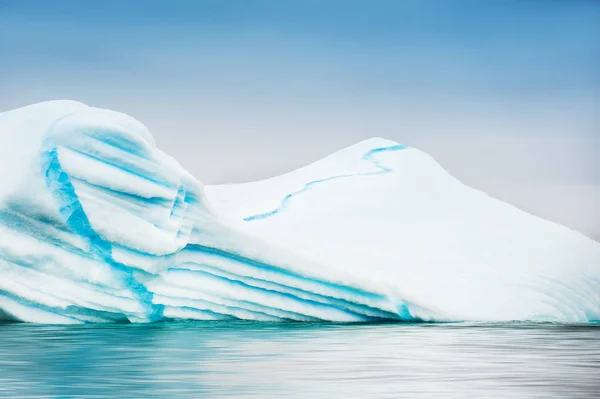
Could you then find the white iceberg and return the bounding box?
[1,101,598,324]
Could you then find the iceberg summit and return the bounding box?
[1,101,599,324]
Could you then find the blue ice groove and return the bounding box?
[166,267,371,321]
[40,114,164,322]
[0,288,130,324]
[184,244,389,301]
[177,262,403,320]
[243,144,407,221]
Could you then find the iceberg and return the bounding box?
[1,101,599,324]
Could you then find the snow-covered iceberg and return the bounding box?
[1,101,599,324]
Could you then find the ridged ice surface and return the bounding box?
[1,101,599,324]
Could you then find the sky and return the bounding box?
[1,0,599,239]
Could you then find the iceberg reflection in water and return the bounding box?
[0,321,599,398]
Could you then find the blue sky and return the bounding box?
[1,0,599,238]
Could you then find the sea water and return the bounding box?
[0,321,598,398]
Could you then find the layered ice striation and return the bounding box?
[1,101,599,324]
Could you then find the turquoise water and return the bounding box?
[1,322,599,398]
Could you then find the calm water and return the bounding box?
[0,321,599,398]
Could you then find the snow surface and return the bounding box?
[1,101,599,324]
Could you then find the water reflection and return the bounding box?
[0,322,599,398]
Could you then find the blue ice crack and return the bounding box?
[244,144,407,221]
